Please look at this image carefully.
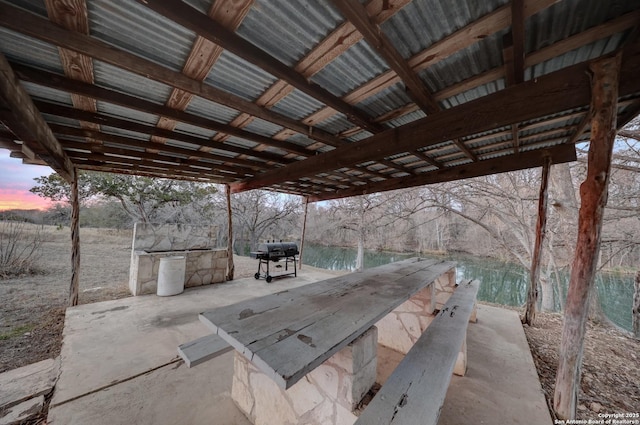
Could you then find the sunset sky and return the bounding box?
[0,149,53,211]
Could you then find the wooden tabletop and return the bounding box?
[199,257,456,389]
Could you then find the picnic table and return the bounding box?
[196,257,470,425]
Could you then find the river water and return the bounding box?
[300,243,636,332]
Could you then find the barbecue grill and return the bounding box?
[250,241,299,283]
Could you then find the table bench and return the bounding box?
[187,258,475,425]
[354,278,480,425]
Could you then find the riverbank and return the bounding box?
[0,229,637,421]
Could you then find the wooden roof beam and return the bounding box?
[0,3,343,149]
[231,44,640,193]
[63,140,254,178]
[307,144,576,202]
[138,0,383,134]
[12,64,305,163]
[51,125,257,177]
[0,53,74,182]
[304,4,637,139]
[331,0,440,115]
[152,0,253,146]
[45,0,100,140]
[35,100,279,169]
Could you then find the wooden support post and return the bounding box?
[553,53,621,420]
[523,156,551,326]
[299,196,309,270]
[633,270,640,339]
[225,184,234,281]
[69,170,80,306]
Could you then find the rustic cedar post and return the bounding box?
[69,169,80,306]
[553,53,621,420]
[633,271,640,339]
[299,196,309,270]
[523,156,551,325]
[225,184,235,281]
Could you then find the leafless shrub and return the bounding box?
[0,220,43,278]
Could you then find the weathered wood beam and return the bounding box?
[45,0,99,137]
[330,8,640,138]
[0,54,74,181]
[69,169,80,306]
[36,101,275,169]
[308,144,575,202]
[77,163,223,183]
[0,3,343,148]
[71,152,231,182]
[137,0,382,134]
[553,53,621,421]
[299,196,309,270]
[523,156,551,325]
[225,184,235,281]
[13,64,304,162]
[153,0,253,144]
[61,137,255,177]
[232,46,640,193]
[331,0,440,114]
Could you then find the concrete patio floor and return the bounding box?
[47,269,551,425]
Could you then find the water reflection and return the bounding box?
[298,244,635,332]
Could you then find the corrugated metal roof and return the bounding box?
[311,39,389,97]
[0,27,63,74]
[386,109,427,128]
[21,81,73,106]
[356,82,413,118]
[93,60,173,104]
[173,122,217,140]
[41,113,80,129]
[206,50,278,102]
[185,95,240,125]
[271,88,325,120]
[88,0,194,72]
[237,0,343,67]
[315,112,353,135]
[97,102,159,126]
[381,0,508,59]
[242,118,283,138]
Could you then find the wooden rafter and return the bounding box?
[152,0,253,148]
[231,45,640,193]
[307,4,639,144]
[308,144,576,202]
[0,3,343,149]
[45,0,99,139]
[12,64,304,163]
[137,0,382,134]
[0,53,74,181]
[331,0,440,114]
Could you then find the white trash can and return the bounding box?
[157,256,186,296]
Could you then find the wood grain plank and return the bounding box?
[201,258,455,389]
[177,334,232,368]
[354,279,480,425]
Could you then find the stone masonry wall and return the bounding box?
[232,327,378,425]
[129,249,228,295]
[128,223,226,295]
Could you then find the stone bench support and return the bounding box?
[232,327,378,425]
[375,268,467,376]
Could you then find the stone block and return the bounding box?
[197,252,213,270]
[309,364,339,400]
[213,249,228,258]
[138,256,153,281]
[339,358,377,410]
[376,313,414,354]
[212,269,226,283]
[214,258,228,270]
[288,377,325,416]
[251,373,297,425]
